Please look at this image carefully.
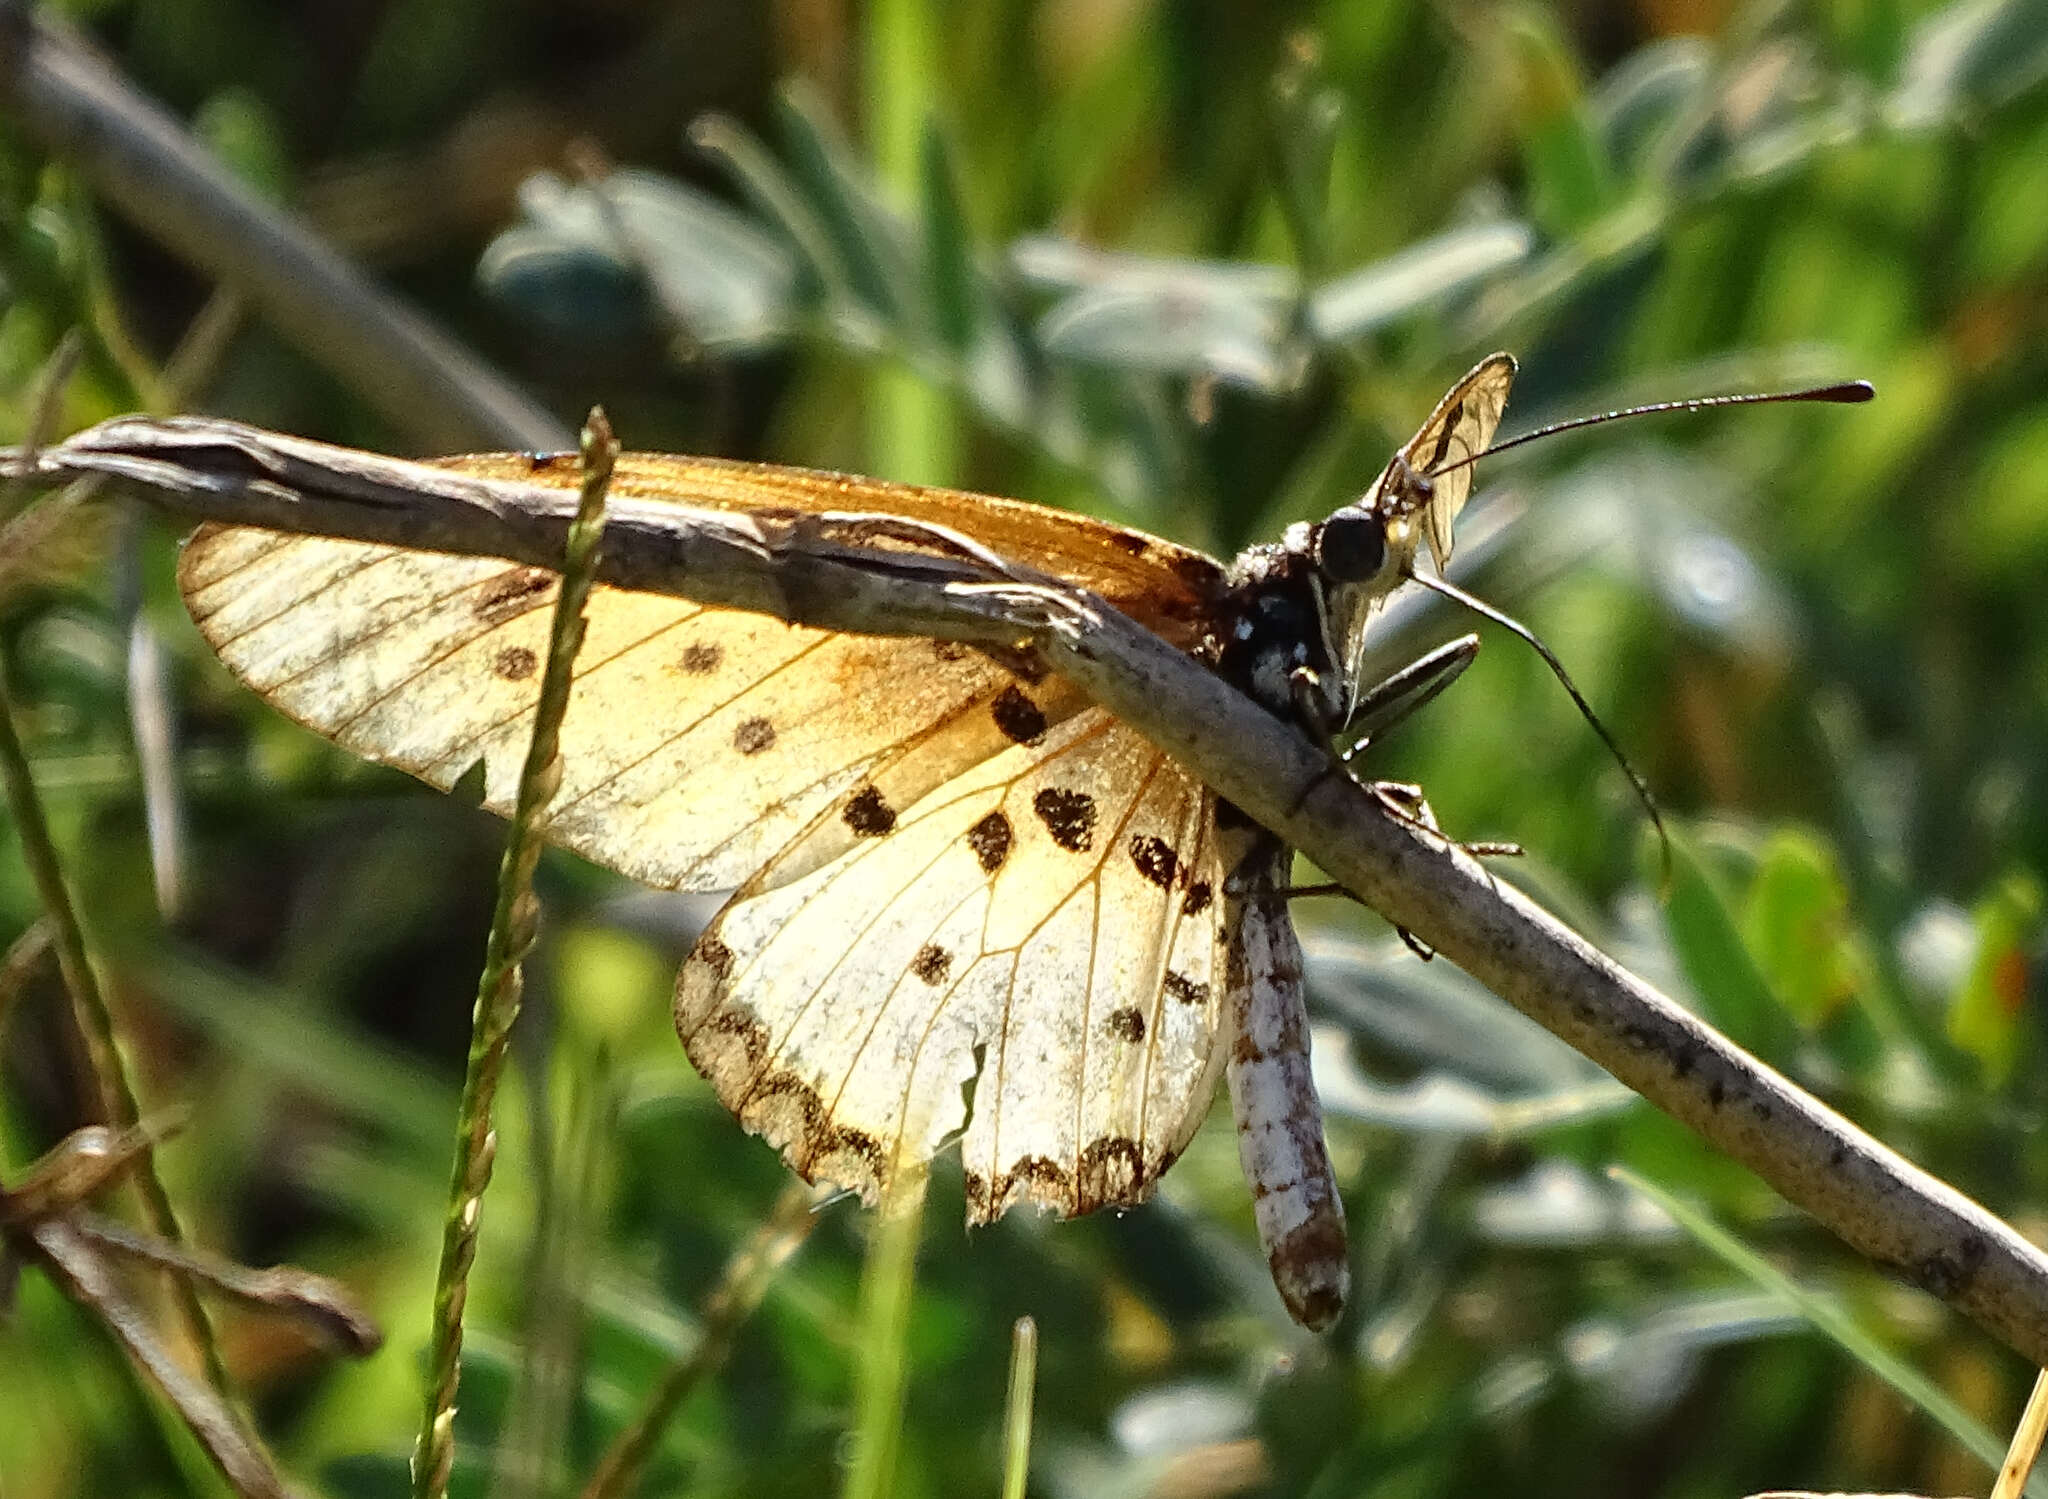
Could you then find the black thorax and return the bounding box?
[1209,532,1344,733]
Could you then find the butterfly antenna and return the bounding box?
[1408,568,1672,882]
[1436,378,1874,478]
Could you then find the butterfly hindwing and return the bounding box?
[674,707,1229,1217]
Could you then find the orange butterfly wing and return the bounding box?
[437,451,1225,644]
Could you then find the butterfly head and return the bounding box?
[1300,354,1519,702]
[1308,461,1444,703]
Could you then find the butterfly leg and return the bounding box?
[1223,836,1349,1331]
[1284,637,1479,817]
[1283,666,1351,816]
[1281,782,1520,960]
[1367,780,1522,859]
[1337,634,1480,764]
[1281,782,1522,898]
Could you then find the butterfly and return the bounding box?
[175,352,1518,1331]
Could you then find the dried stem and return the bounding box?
[1993,1369,2048,1499]
[25,1214,296,1499]
[0,1,567,451]
[0,648,236,1398]
[73,1215,382,1357]
[409,412,616,1499]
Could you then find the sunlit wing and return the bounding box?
[178,458,1224,894]
[178,455,1237,1222]
[1373,352,1516,570]
[674,706,1228,1215]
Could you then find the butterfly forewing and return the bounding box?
[183,527,1083,892]
[181,452,1226,887]
[1376,353,1516,571]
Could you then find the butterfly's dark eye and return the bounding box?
[1314,511,1387,583]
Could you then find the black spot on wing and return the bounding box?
[734,716,776,755]
[995,1156,1068,1211]
[1182,881,1213,916]
[738,1070,892,1194]
[692,935,734,983]
[1076,1136,1144,1210]
[966,811,1013,873]
[492,645,537,681]
[1129,835,1177,888]
[678,641,723,674]
[810,1124,887,1184]
[990,685,1048,746]
[1163,972,1209,1006]
[1105,1007,1146,1042]
[843,785,897,837]
[685,1004,767,1075]
[1032,788,1097,852]
[912,943,953,985]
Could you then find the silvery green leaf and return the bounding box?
[1304,931,1602,1092]
[1590,37,1712,172]
[774,85,918,326]
[476,229,651,343]
[1310,1027,1636,1138]
[1036,281,1304,393]
[1316,1049,1637,1138]
[479,168,799,353]
[1563,1294,1807,1420]
[1009,236,1298,301]
[1892,0,2048,124]
[1470,1161,1681,1248]
[1110,1383,1253,1455]
[1307,222,1535,343]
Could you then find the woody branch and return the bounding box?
[8,414,2048,1368]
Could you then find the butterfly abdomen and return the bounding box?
[1224,840,1349,1331]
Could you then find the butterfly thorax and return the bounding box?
[1212,524,1349,732]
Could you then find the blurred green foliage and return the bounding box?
[5,1,2048,1497]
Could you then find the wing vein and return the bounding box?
[1069,750,1171,1186]
[201,546,422,657]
